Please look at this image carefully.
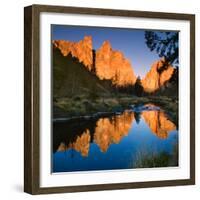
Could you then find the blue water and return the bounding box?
[53,108,178,173]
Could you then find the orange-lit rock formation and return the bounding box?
[53,37,136,87]
[94,111,135,152]
[53,36,93,71]
[95,41,137,86]
[57,129,91,157]
[142,58,174,93]
[142,110,176,139]
[53,36,175,91]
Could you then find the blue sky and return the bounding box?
[52,25,175,78]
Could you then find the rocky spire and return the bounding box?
[142,58,174,93]
[53,36,93,71]
[95,40,137,86]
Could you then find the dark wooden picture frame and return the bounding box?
[24,4,195,195]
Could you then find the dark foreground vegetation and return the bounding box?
[133,143,178,168]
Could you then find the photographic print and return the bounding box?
[52,25,179,173]
[24,5,195,194]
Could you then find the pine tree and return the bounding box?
[134,76,143,97]
[145,31,179,67]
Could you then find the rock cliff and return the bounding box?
[142,58,174,93]
[53,36,175,91]
[53,37,137,87]
[53,36,93,71]
[95,41,137,86]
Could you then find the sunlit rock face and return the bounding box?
[142,58,174,93]
[142,110,176,139]
[53,36,93,71]
[95,41,137,86]
[57,129,91,157]
[94,111,135,152]
[53,36,175,91]
[53,37,136,87]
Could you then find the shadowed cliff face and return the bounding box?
[142,59,174,93]
[142,109,176,139]
[95,41,137,86]
[53,36,93,71]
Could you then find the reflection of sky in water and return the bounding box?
[53,110,178,173]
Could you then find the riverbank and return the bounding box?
[54,95,178,125]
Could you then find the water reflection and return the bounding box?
[57,129,91,157]
[54,107,176,156]
[94,111,134,152]
[142,110,176,139]
[53,104,178,172]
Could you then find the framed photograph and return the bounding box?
[24,4,195,194]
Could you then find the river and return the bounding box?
[53,104,178,173]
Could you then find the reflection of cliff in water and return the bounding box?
[54,111,134,156]
[94,111,135,152]
[142,110,176,139]
[57,129,91,157]
[54,105,177,157]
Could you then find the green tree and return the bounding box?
[145,31,179,66]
